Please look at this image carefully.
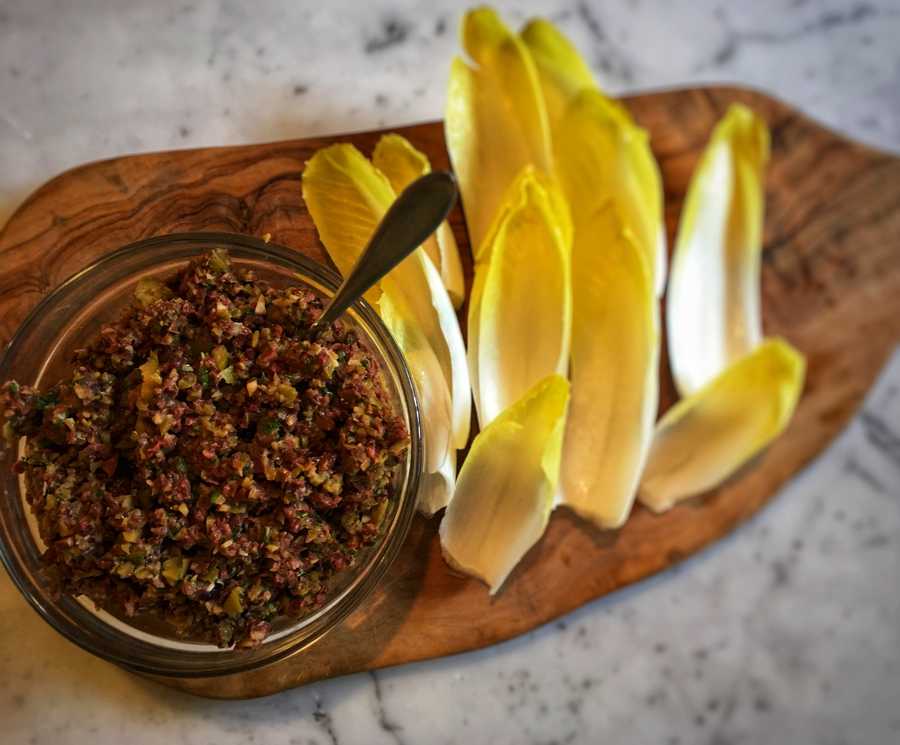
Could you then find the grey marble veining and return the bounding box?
[2,1,900,744]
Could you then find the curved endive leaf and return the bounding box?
[445,7,552,257]
[555,89,667,296]
[301,144,395,305]
[371,133,430,184]
[476,177,572,426]
[639,338,805,512]
[519,17,596,128]
[468,167,571,422]
[386,256,470,450]
[560,206,659,528]
[478,165,572,265]
[302,144,470,463]
[667,104,770,396]
[377,292,452,476]
[372,134,465,308]
[436,223,464,308]
[440,374,569,593]
[519,18,667,295]
[418,448,457,518]
[466,258,488,422]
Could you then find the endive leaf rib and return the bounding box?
[667,103,770,397]
[560,205,659,528]
[639,338,805,512]
[439,374,570,593]
[445,8,552,258]
[372,134,466,308]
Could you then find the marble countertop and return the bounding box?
[2,1,899,743]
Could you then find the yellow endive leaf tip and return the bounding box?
[716,103,770,168]
[640,337,805,512]
[461,6,510,65]
[519,16,595,92]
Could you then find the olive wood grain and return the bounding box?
[2,86,898,699]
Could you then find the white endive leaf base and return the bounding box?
[440,375,569,593]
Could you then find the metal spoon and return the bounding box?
[308,171,458,338]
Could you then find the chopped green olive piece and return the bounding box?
[134,278,174,307]
[224,587,244,617]
[162,557,189,584]
[212,345,230,371]
[208,248,230,272]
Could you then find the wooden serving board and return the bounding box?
[2,86,899,699]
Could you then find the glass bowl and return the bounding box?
[0,233,422,678]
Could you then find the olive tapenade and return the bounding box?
[1,250,409,648]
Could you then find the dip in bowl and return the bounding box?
[0,234,422,677]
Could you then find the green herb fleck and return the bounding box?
[36,392,58,410]
[259,418,280,435]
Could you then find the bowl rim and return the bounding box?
[0,232,423,677]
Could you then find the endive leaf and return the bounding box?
[377,292,452,476]
[440,374,569,593]
[445,7,552,257]
[372,134,465,308]
[666,104,770,396]
[466,258,488,422]
[371,133,430,187]
[555,89,667,295]
[418,448,457,517]
[560,206,659,528]
[519,18,667,295]
[478,164,572,265]
[520,17,596,128]
[387,255,470,450]
[302,144,470,461]
[476,177,572,426]
[301,143,394,304]
[468,167,571,421]
[436,224,464,307]
[639,338,805,512]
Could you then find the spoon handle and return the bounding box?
[310,171,458,335]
